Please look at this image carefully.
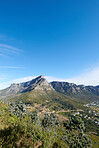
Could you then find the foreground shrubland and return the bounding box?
[0,101,92,148]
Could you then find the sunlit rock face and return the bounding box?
[0,75,99,102]
[0,75,54,99]
[51,81,99,95]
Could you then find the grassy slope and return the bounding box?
[10,89,87,111]
[62,91,99,103]
[86,133,99,148]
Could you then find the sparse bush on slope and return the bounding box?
[0,101,92,148]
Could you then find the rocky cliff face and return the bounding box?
[0,75,54,99]
[51,81,99,97]
[0,75,99,102]
[51,81,86,94]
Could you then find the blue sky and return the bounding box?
[0,0,99,89]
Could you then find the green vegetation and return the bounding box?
[0,76,99,147]
[84,118,99,136]
[0,101,93,148]
[86,133,99,148]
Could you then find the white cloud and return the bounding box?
[13,76,37,83]
[0,82,10,90]
[46,67,99,86]
[0,73,8,81]
[0,67,99,90]
[66,67,99,86]
[0,73,9,90]
[0,76,36,90]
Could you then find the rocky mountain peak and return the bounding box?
[0,75,99,102]
[0,75,54,99]
[39,75,44,78]
[33,75,54,91]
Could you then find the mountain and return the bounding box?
[0,75,99,110]
[0,75,54,99]
[0,75,85,110]
[51,81,99,102]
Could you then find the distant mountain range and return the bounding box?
[0,75,99,109]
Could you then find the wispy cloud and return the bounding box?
[0,66,22,69]
[0,44,22,52]
[0,34,20,42]
[0,76,33,90]
[65,67,99,86]
[0,73,8,81]
[0,43,23,57]
[46,67,99,86]
[13,76,36,83]
[0,53,7,57]
[0,81,11,90]
[0,73,9,90]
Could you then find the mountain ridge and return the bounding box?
[0,75,54,99]
[51,81,99,94]
[0,75,99,103]
[51,81,99,102]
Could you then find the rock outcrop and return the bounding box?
[0,75,54,99]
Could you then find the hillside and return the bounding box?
[0,75,87,110]
[51,81,99,102]
[0,76,99,147]
[0,101,94,148]
[0,75,99,110]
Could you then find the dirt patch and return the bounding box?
[55,114,69,121]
